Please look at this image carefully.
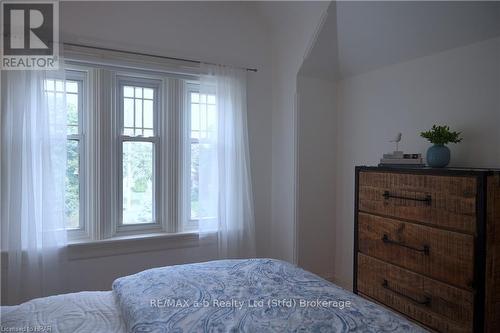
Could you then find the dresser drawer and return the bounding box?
[358,253,473,333]
[358,212,474,289]
[358,171,477,234]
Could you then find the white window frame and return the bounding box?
[183,83,199,232]
[183,83,218,232]
[115,76,163,236]
[45,67,92,243]
[65,70,88,240]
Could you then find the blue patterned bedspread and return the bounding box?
[112,259,427,332]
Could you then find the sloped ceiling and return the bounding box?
[299,1,500,79]
[299,2,339,80]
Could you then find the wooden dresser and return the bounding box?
[354,166,500,333]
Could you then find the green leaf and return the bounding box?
[420,125,463,145]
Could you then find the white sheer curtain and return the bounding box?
[198,64,256,259]
[1,69,68,305]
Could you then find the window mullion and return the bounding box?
[160,79,170,233]
[97,69,117,239]
[163,78,183,234]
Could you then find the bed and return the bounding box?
[1,259,427,332]
[0,291,125,332]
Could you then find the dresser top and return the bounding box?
[356,165,500,176]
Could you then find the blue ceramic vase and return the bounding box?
[426,144,450,168]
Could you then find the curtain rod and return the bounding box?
[62,42,258,73]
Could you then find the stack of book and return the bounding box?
[379,151,425,168]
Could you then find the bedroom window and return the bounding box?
[44,72,86,233]
[118,80,160,228]
[56,61,220,241]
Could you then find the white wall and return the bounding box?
[293,2,338,280]
[333,37,500,289]
[47,1,273,296]
[296,75,336,280]
[65,241,218,293]
[257,1,330,263]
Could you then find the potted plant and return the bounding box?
[420,125,462,168]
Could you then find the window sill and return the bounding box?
[67,231,217,260]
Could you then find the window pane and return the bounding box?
[46,91,55,112]
[66,81,78,93]
[191,103,200,133]
[134,87,143,98]
[143,88,154,99]
[124,128,134,136]
[143,129,154,137]
[122,142,153,224]
[67,93,79,135]
[124,86,134,98]
[200,103,207,135]
[207,105,216,134]
[66,140,80,229]
[143,100,153,129]
[124,98,135,128]
[45,79,54,91]
[122,84,154,137]
[191,92,199,103]
[55,80,65,92]
[55,92,65,113]
[135,99,143,132]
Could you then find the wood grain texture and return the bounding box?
[358,171,477,234]
[355,168,500,332]
[357,291,437,332]
[485,175,500,333]
[358,253,473,333]
[358,212,474,289]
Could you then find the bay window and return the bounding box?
[44,60,216,242]
[4,50,253,265]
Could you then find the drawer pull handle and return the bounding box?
[382,234,430,255]
[383,191,432,205]
[382,279,431,306]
